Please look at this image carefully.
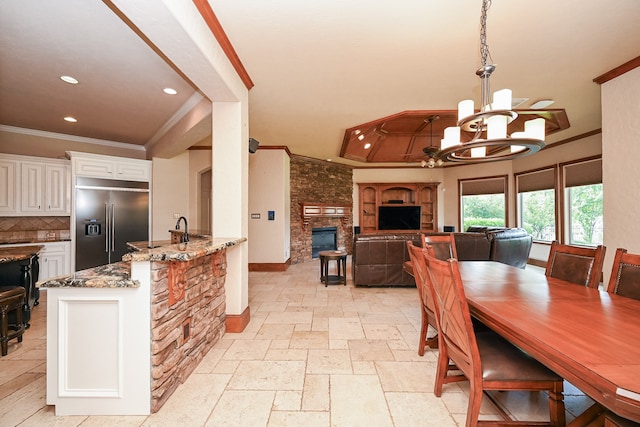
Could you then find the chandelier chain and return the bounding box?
[479,0,493,67]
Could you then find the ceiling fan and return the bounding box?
[420,115,442,168]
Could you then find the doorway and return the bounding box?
[198,168,212,234]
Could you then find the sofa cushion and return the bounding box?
[451,232,492,261]
[487,228,532,269]
[352,233,421,286]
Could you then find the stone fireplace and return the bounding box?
[290,155,353,264]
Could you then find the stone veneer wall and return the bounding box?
[149,250,227,412]
[290,155,353,264]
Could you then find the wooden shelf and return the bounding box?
[357,183,439,233]
[301,203,351,229]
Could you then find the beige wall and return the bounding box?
[602,66,640,283]
[151,152,189,241]
[248,149,290,263]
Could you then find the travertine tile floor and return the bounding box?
[0,258,593,426]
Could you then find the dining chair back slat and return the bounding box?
[545,241,606,288]
[607,248,640,300]
[406,241,438,355]
[422,233,458,261]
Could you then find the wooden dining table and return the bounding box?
[457,261,640,425]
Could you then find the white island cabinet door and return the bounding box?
[46,262,151,415]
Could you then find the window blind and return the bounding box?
[564,158,602,188]
[517,168,555,193]
[460,177,506,196]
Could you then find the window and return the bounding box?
[563,158,603,246]
[459,176,507,232]
[516,167,556,242]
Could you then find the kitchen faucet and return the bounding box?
[175,216,189,243]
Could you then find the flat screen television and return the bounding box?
[378,205,421,230]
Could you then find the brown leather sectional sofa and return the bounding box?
[351,227,533,287]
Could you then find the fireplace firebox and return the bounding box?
[311,227,337,258]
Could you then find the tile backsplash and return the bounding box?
[0,216,71,243]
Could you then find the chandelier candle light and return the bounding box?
[439,0,546,163]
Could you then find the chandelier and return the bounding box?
[438,0,545,163]
[421,115,443,168]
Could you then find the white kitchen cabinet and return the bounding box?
[39,241,71,281]
[21,162,70,214]
[70,152,151,182]
[46,164,70,213]
[21,162,44,212]
[115,161,150,181]
[0,159,18,213]
[0,154,70,216]
[73,156,116,178]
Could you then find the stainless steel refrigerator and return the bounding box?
[75,177,149,271]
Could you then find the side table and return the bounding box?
[318,250,347,287]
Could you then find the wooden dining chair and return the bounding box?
[422,233,458,261]
[406,241,439,355]
[545,241,606,288]
[607,248,640,300]
[423,251,566,426]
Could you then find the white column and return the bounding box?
[212,101,249,318]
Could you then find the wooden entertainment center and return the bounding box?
[358,183,439,234]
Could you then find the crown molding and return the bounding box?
[593,56,640,84]
[192,0,254,90]
[0,125,146,152]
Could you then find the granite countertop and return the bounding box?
[39,261,139,288]
[0,238,71,245]
[0,245,44,263]
[37,237,245,289]
[124,237,246,262]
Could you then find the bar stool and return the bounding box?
[318,250,347,287]
[0,286,26,356]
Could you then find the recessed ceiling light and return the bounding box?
[364,143,371,149]
[357,134,365,141]
[60,75,78,84]
[163,87,177,95]
[530,99,555,109]
[64,116,77,123]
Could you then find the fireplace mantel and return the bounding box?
[301,202,351,230]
